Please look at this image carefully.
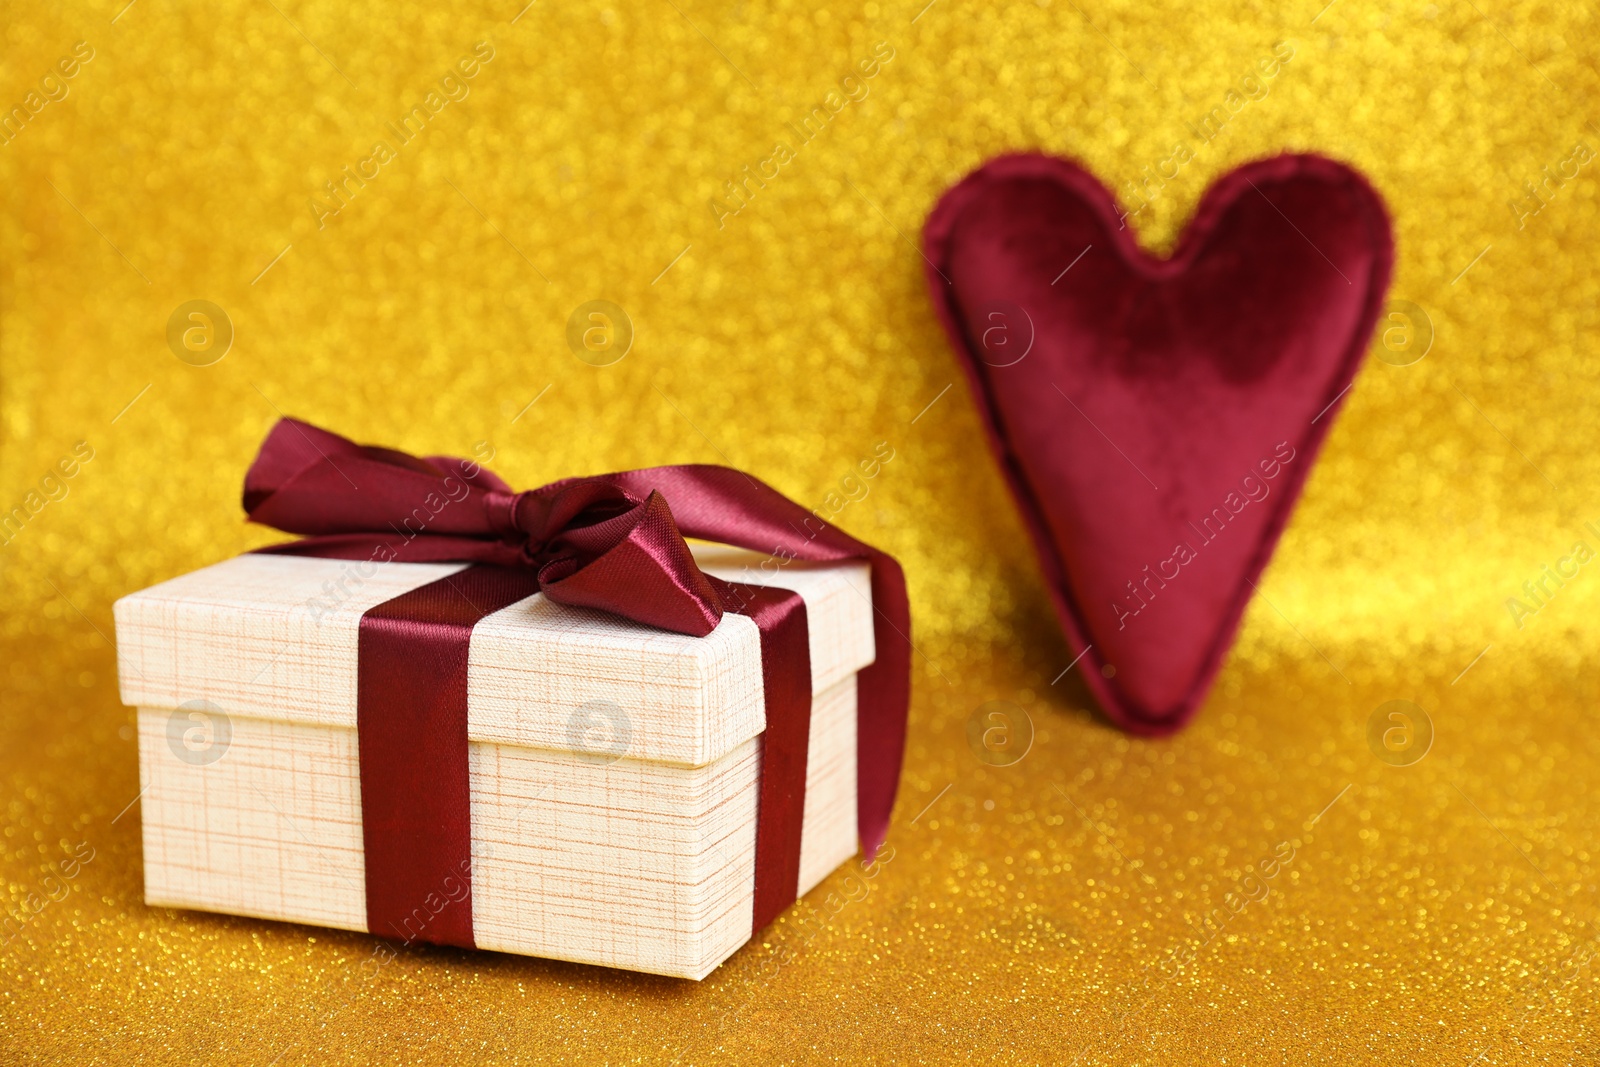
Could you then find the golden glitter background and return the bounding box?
[2,0,1598,1062]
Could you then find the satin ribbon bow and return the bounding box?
[244,417,910,857]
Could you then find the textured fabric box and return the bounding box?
[113,544,875,980]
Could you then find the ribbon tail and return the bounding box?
[721,581,813,934]
[606,465,912,858]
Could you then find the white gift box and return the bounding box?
[114,545,874,979]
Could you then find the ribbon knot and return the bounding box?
[479,488,530,548]
[244,419,726,636]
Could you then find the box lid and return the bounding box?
[114,545,874,768]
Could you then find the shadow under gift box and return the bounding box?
[113,544,875,980]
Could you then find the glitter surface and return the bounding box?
[2,0,1598,1062]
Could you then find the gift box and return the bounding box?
[112,419,911,980]
[115,547,870,979]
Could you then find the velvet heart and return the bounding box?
[923,153,1393,734]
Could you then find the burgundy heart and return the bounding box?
[923,153,1393,734]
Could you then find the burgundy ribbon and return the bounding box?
[357,565,543,946]
[242,418,910,948]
